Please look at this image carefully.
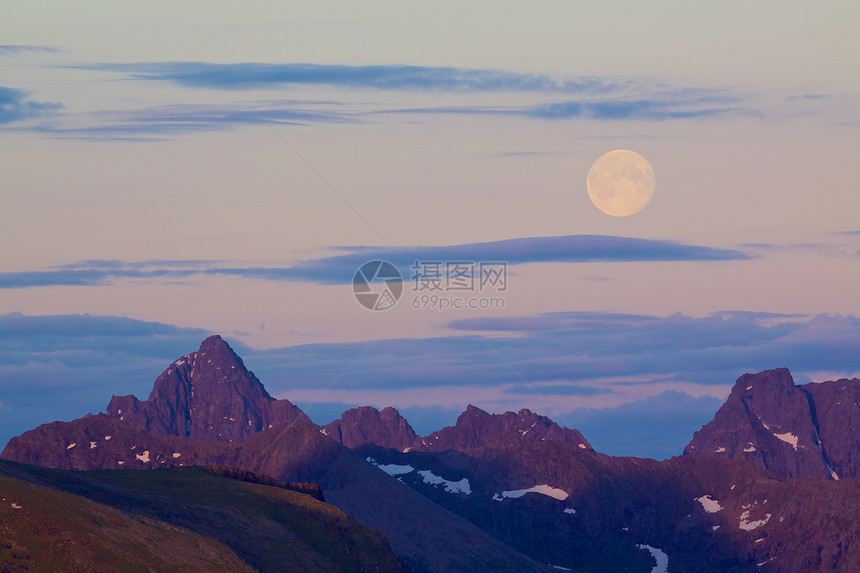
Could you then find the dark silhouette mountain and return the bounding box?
[685,368,860,481]
[106,335,310,442]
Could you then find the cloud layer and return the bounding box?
[0,235,749,289]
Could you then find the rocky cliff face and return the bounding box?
[106,335,309,442]
[802,378,860,480]
[685,368,860,480]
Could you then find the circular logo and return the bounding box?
[353,260,403,311]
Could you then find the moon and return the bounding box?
[586,149,656,217]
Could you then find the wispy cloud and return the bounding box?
[0,235,750,289]
[0,45,62,55]
[0,86,63,124]
[15,62,747,137]
[388,94,741,121]
[74,62,628,93]
[28,100,356,139]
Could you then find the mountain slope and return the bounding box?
[0,460,408,573]
[358,436,860,573]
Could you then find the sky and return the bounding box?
[2,2,860,459]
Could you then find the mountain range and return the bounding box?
[3,335,860,572]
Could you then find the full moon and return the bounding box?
[586,149,656,217]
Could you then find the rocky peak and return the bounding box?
[322,406,419,451]
[106,335,310,442]
[416,404,592,452]
[685,368,830,479]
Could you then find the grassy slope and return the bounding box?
[0,472,255,573]
[0,461,408,573]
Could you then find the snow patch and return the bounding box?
[826,462,840,480]
[66,443,76,450]
[636,544,669,573]
[104,435,112,441]
[174,360,185,366]
[712,525,720,531]
[696,495,723,514]
[377,463,415,477]
[10,503,22,510]
[774,432,798,450]
[319,428,331,436]
[564,508,576,515]
[715,447,726,453]
[551,566,572,571]
[744,444,756,452]
[739,510,771,531]
[135,450,151,463]
[757,556,776,567]
[417,469,471,494]
[89,441,97,449]
[493,484,569,501]
[117,460,124,465]
[172,452,181,458]
[578,443,587,449]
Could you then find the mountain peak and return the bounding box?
[106,335,309,442]
[322,406,418,451]
[198,334,233,358]
[418,405,591,452]
[731,367,794,396]
[685,368,829,479]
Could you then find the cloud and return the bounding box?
[389,95,741,121]
[0,86,63,124]
[0,235,750,289]
[74,62,628,93]
[28,100,356,139]
[0,45,61,55]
